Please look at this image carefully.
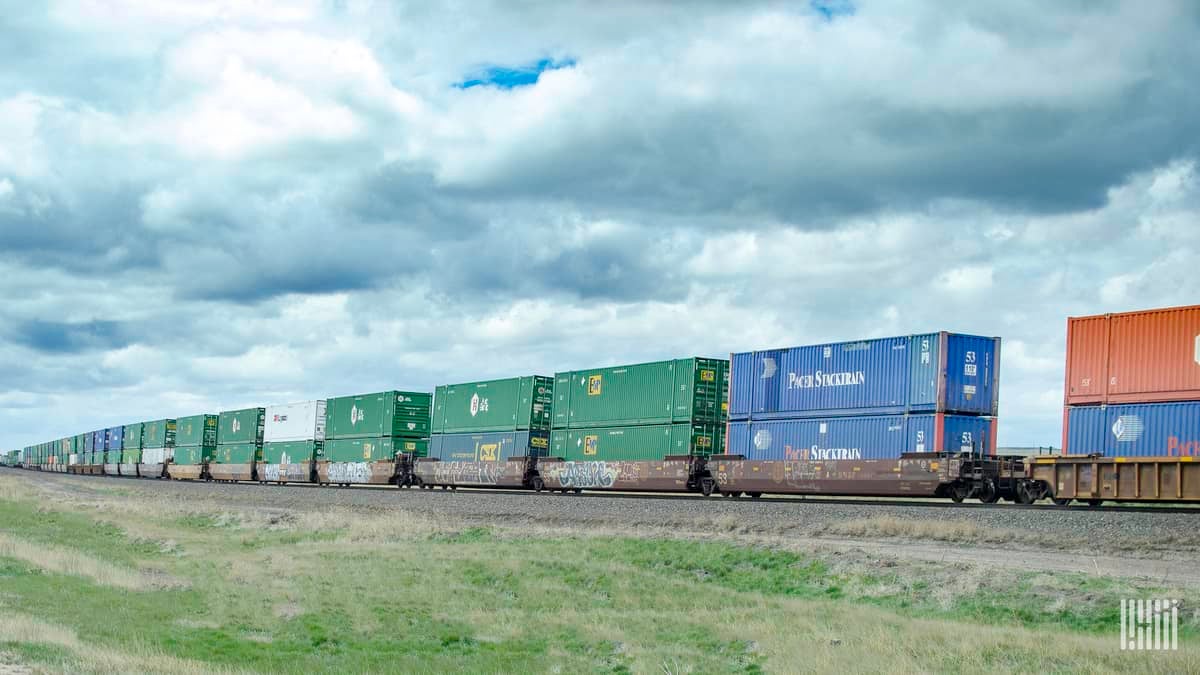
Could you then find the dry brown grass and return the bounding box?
[0,614,245,674]
[814,514,1019,543]
[0,533,177,591]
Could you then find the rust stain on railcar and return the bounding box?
[711,457,953,497]
[413,458,528,488]
[537,458,694,492]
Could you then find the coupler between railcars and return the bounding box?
[935,454,1049,505]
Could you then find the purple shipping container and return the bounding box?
[1065,401,1200,458]
[727,413,996,461]
[729,332,1000,420]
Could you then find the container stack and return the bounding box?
[549,358,728,462]
[169,414,216,480]
[260,400,327,483]
[103,425,125,475]
[211,407,266,481]
[429,376,553,462]
[322,390,432,484]
[88,430,105,473]
[726,332,1001,460]
[139,418,177,478]
[121,422,143,476]
[1063,304,1200,457]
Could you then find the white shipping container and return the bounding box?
[264,400,327,442]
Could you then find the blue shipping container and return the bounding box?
[106,426,124,451]
[727,414,996,461]
[91,430,104,452]
[1065,402,1200,458]
[84,432,94,453]
[429,431,550,462]
[729,332,1000,420]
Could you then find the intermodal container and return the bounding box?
[123,422,144,462]
[217,407,265,446]
[1064,401,1200,458]
[549,423,719,461]
[325,391,432,439]
[323,436,429,463]
[264,401,327,443]
[1065,304,1200,406]
[429,431,550,462]
[726,413,997,461]
[433,376,553,434]
[214,442,261,465]
[90,430,104,452]
[176,414,218,446]
[729,332,1000,420]
[106,426,125,451]
[142,418,177,449]
[553,358,727,429]
[262,440,321,465]
[83,432,94,453]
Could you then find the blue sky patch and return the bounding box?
[810,0,856,21]
[455,57,576,89]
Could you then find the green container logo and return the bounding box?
[232,418,241,434]
[469,393,490,417]
[350,405,365,426]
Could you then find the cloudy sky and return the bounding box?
[2,0,1198,450]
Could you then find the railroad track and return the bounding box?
[13,467,1200,515]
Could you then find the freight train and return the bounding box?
[6,304,1200,505]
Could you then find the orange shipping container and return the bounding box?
[1064,304,1200,406]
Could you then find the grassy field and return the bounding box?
[0,475,1197,673]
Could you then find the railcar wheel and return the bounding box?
[978,480,1001,504]
[1014,482,1035,505]
[700,477,716,497]
[531,476,545,492]
[1087,499,1103,507]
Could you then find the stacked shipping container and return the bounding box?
[1063,305,1200,457]
[169,414,217,480]
[140,418,177,478]
[211,407,265,481]
[726,332,1001,459]
[429,376,553,462]
[321,390,431,484]
[549,358,728,463]
[260,401,326,483]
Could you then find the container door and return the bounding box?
[751,350,786,417]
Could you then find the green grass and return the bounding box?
[1,483,1198,673]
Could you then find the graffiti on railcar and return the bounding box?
[554,461,619,489]
[327,461,372,484]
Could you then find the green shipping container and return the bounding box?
[262,440,322,464]
[142,419,177,449]
[550,423,719,461]
[325,391,432,440]
[323,436,429,463]
[552,357,728,429]
[214,442,262,465]
[218,407,265,446]
[176,415,217,447]
[433,376,553,434]
[123,422,144,461]
[173,444,214,466]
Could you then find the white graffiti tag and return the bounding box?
[328,461,372,483]
[557,462,618,489]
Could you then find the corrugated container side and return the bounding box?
[1065,305,1200,406]
[1065,401,1200,457]
[143,418,178,448]
[218,408,265,446]
[552,358,725,429]
[263,401,327,443]
[325,391,432,439]
[214,442,262,465]
[429,431,550,461]
[549,423,718,461]
[731,332,999,419]
[323,436,429,462]
[433,376,553,434]
[726,414,996,460]
[262,440,321,464]
[176,415,218,447]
